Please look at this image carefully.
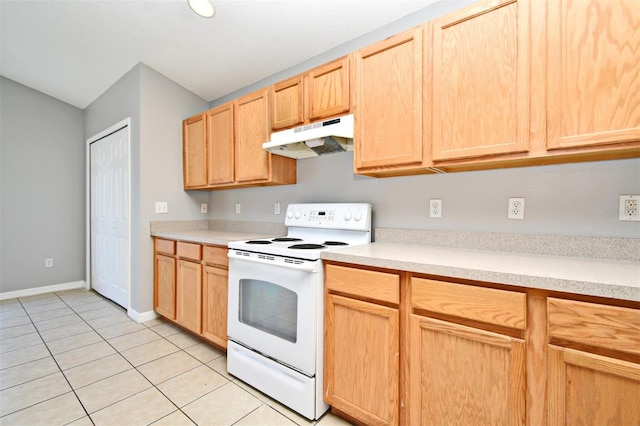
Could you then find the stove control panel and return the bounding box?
[285,203,372,231]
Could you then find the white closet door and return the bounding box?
[90,125,129,308]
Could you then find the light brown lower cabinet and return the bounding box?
[324,262,640,426]
[153,238,228,349]
[409,316,526,425]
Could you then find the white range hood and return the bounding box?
[263,114,354,159]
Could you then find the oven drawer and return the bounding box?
[325,264,399,305]
[203,245,227,267]
[176,241,202,261]
[155,238,175,255]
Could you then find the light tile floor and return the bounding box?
[0,289,352,426]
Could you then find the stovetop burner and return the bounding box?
[288,243,326,250]
[272,237,303,242]
[246,240,273,245]
[323,241,348,246]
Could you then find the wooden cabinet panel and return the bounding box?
[411,278,527,329]
[548,298,640,356]
[235,89,270,183]
[176,259,202,334]
[203,245,228,267]
[308,56,350,121]
[430,0,530,161]
[548,346,640,425]
[206,103,234,185]
[155,238,175,255]
[183,113,207,188]
[354,27,424,171]
[325,294,399,426]
[325,264,399,304]
[154,254,175,320]
[271,76,304,130]
[176,241,201,261]
[409,316,526,425]
[547,0,640,150]
[202,265,228,348]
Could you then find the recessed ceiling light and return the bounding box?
[188,0,216,18]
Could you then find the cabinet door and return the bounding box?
[409,316,525,425]
[154,254,176,320]
[183,114,208,188]
[325,294,399,426]
[548,346,640,425]
[176,259,202,334]
[271,76,304,130]
[207,103,234,185]
[547,0,640,150]
[235,89,270,182]
[431,0,530,161]
[354,27,423,171]
[308,56,350,121]
[202,265,228,349]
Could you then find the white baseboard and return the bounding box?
[127,308,158,324]
[0,281,87,301]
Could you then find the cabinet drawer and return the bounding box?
[325,264,399,304]
[203,245,228,267]
[176,241,202,261]
[155,238,175,255]
[411,278,527,330]
[548,298,640,357]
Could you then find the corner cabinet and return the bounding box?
[153,237,229,349]
[546,0,640,151]
[324,264,400,426]
[182,88,296,190]
[270,56,351,131]
[354,27,426,176]
[430,0,530,162]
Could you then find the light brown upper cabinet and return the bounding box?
[546,0,640,150]
[270,56,351,131]
[183,113,208,188]
[354,27,426,175]
[182,89,296,190]
[430,0,531,162]
[206,102,234,185]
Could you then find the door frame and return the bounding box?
[85,117,132,310]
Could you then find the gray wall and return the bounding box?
[209,152,640,238]
[85,63,208,314]
[207,0,640,239]
[0,77,85,292]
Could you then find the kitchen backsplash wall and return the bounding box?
[208,152,640,239]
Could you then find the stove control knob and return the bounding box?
[294,210,301,219]
[344,211,352,221]
[287,210,294,219]
[354,211,363,221]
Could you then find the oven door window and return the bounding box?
[239,279,297,343]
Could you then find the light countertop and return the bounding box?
[322,242,640,302]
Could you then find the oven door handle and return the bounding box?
[228,250,319,273]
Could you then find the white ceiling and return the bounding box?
[1,0,437,109]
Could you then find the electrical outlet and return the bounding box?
[45,258,53,268]
[155,202,168,214]
[430,199,442,218]
[508,197,525,220]
[235,202,241,214]
[619,195,640,221]
[274,201,281,215]
[200,203,208,214]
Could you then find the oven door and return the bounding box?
[227,250,320,376]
